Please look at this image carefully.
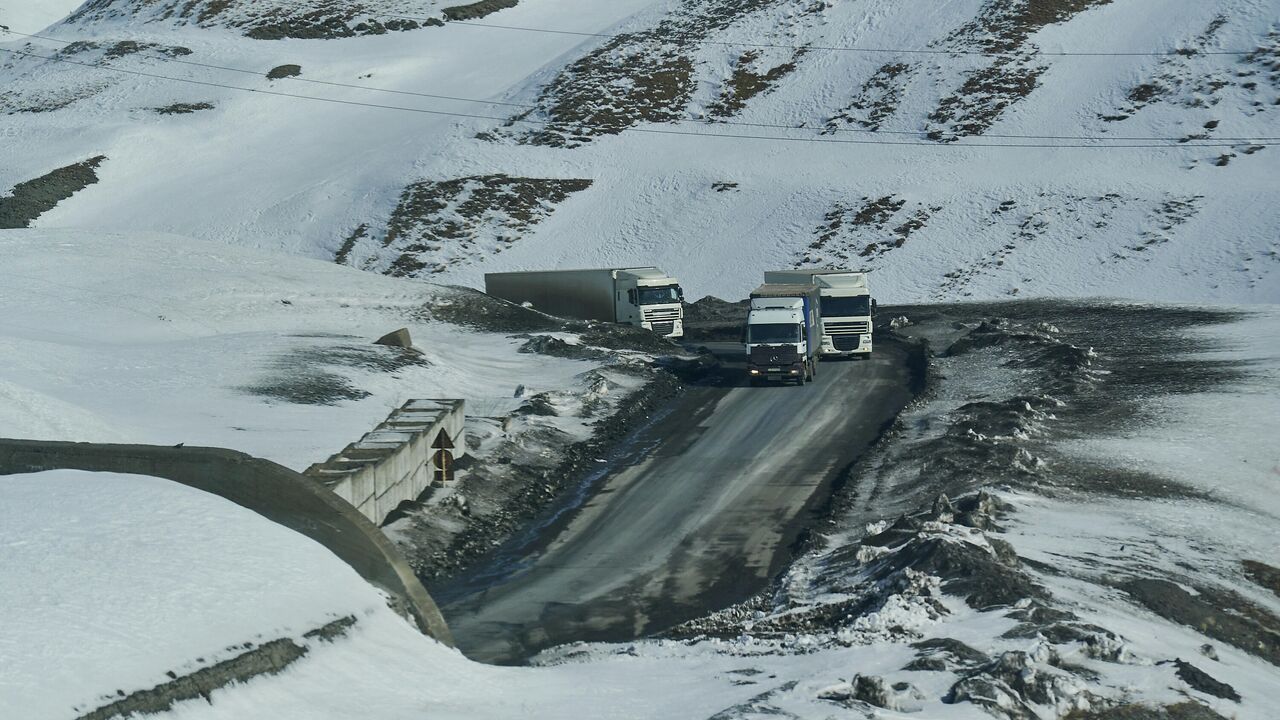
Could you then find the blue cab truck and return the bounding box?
[744,283,822,385]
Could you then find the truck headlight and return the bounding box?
[749,369,760,375]
[790,369,800,375]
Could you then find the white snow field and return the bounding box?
[0,0,1276,303]
[0,469,415,719]
[0,229,610,469]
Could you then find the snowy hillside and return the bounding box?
[1,0,1277,303]
[0,229,633,469]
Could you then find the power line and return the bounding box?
[1,45,1275,150]
[6,29,1277,144]
[384,15,1261,57]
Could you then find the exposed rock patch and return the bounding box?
[153,101,215,115]
[65,0,438,40]
[442,0,519,21]
[345,175,592,278]
[0,155,106,229]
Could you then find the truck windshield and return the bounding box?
[820,295,871,317]
[748,324,801,344]
[637,285,683,305]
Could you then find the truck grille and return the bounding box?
[651,321,675,336]
[824,320,870,335]
[644,308,681,321]
[750,346,799,365]
[832,335,861,351]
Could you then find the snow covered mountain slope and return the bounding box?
[0,228,626,469]
[10,304,1276,720]
[1,0,1276,303]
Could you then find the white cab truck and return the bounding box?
[484,268,684,338]
[764,269,875,358]
[745,283,822,385]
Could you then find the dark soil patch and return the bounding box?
[905,637,990,671]
[1243,559,1280,598]
[928,58,1044,139]
[800,195,939,267]
[238,343,427,405]
[947,0,1115,55]
[154,102,214,115]
[826,62,913,132]
[517,335,615,361]
[1171,659,1239,701]
[333,223,368,266]
[59,40,193,59]
[1064,701,1229,720]
[0,155,106,229]
[266,64,301,80]
[76,615,352,720]
[929,1,1112,137]
[501,0,780,146]
[442,0,518,21]
[67,1,435,40]
[708,49,803,117]
[682,295,746,343]
[418,287,565,333]
[1123,578,1280,666]
[1104,17,1276,121]
[573,321,683,355]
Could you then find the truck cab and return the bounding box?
[745,284,821,385]
[614,268,684,338]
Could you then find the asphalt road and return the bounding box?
[438,340,916,664]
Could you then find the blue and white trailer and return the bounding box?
[745,283,822,385]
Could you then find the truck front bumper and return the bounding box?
[821,333,872,356]
[748,363,804,382]
[642,318,684,338]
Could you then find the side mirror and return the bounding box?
[627,289,637,305]
[871,299,878,317]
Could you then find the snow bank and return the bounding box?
[0,469,409,719]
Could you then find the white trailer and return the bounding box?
[484,267,684,338]
[763,269,875,357]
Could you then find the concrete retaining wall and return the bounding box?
[305,399,465,526]
[0,439,453,645]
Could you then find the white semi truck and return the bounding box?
[745,283,822,385]
[484,267,684,338]
[763,269,875,358]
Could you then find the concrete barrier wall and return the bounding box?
[0,439,453,646]
[305,399,466,526]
